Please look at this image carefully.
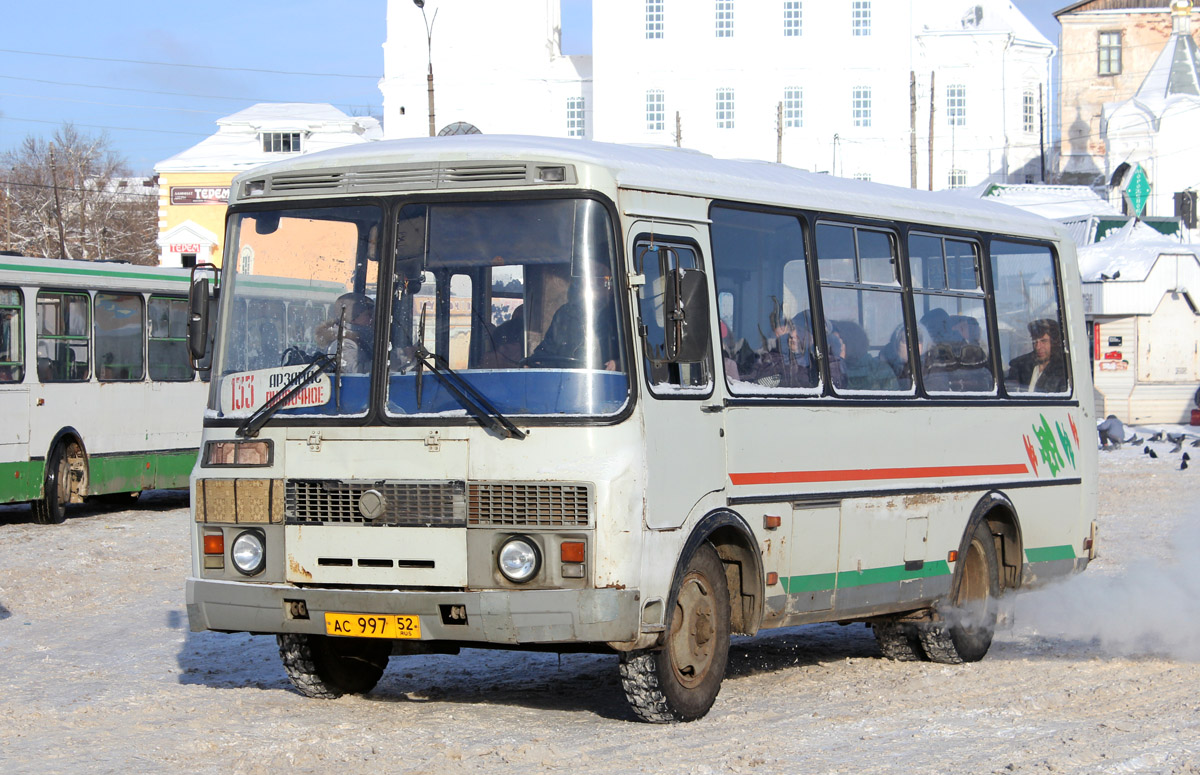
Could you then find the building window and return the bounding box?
[647,90,666,131]
[784,1,802,36]
[262,132,301,153]
[947,84,966,127]
[1099,31,1122,76]
[1023,90,1036,134]
[716,0,734,37]
[646,0,663,39]
[716,88,735,129]
[948,169,968,189]
[784,87,803,128]
[852,1,871,36]
[852,86,871,127]
[566,97,586,138]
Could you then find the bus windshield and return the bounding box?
[386,198,628,418]
[210,198,629,422]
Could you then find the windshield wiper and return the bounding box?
[236,353,335,438]
[409,304,524,439]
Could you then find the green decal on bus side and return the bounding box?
[783,560,952,594]
[0,460,47,503]
[1025,545,1076,563]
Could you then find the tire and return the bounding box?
[32,442,78,525]
[919,521,1000,664]
[276,634,390,699]
[619,542,730,723]
[873,619,926,662]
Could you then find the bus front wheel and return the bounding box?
[919,521,1000,664]
[619,542,730,723]
[276,634,390,699]
[32,441,82,525]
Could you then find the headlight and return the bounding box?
[497,536,540,583]
[231,530,266,575]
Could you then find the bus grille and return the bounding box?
[285,480,466,527]
[285,480,591,527]
[468,483,590,527]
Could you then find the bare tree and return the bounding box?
[1,124,158,265]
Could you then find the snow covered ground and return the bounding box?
[3,436,1200,775]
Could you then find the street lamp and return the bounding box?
[414,0,437,137]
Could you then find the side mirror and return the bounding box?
[664,267,710,363]
[188,263,218,366]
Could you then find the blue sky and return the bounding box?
[0,0,1064,175]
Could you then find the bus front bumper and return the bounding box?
[186,578,641,646]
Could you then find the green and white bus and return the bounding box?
[0,255,207,523]
[185,137,1098,722]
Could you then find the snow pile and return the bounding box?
[1077,218,1198,282]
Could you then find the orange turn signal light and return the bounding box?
[766,572,779,586]
[947,550,958,563]
[560,541,586,564]
[764,514,782,530]
[204,533,225,555]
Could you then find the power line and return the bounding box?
[0,48,380,80]
[0,92,223,116]
[0,178,158,200]
[0,117,210,137]
[0,73,378,112]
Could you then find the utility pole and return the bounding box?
[1039,83,1047,183]
[928,72,936,191]
[776,102,783,163]
[910,71,918,189]
[675,111,682,147]
[49,145,68,260]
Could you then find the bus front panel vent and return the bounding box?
[285,480,466,527]
[467,482,591,527]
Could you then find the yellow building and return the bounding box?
[154,103,382,268]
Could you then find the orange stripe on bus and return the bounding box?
[729,463,1029,486]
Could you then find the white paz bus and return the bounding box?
[0,255,206,523]
[185,137,1097,722]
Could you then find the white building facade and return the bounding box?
[380,0,1053,190]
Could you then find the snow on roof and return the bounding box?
[156,103,382,173]
[1077,218,1197,281]
[919,0,1053,47]
[232,135,1066,241]
[1106,10,1200,120]
[976,183,1121,220]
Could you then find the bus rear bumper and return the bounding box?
[186,578,641,646]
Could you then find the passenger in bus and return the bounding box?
[748,313,815,388]
[719,321,739,380]
[529,266,619,370]
[1007,318,1066,393]
[315,292,375,372]
[482,305,525,369]
[832,320,896,391]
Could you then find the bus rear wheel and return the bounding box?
[619,542,730,723]
[873,619,926,661]
[32,441,82,525]
[919,521,1000,664]
[277,634,390,699]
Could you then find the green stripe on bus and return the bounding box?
[0,460,47,503]
[0,262,190,284]
[781,572,836,594]
[1025,545,1076,563]
[783,560,952,594]
[90,450,198,494]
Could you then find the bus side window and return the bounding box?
[711,206,819,394]
[36,291,90,382]
[95,293,145,382]
[148,296,196,382]
[0,287,23,383]
[991,241,1068,395]
[635,240,712,393]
